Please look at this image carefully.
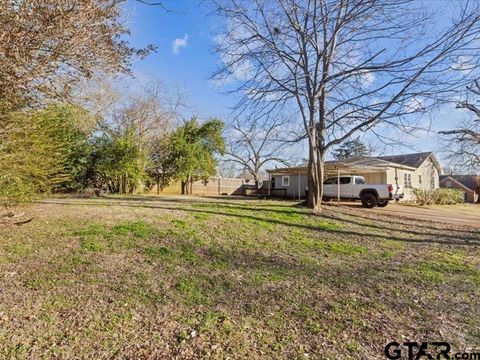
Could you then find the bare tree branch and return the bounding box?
[211,0,480,210]
[440,81,480,171]
[222,114,296,183]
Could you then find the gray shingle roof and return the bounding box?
[376,152,432,168]
[439,175,475,191]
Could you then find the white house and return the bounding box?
[266,152,442,200]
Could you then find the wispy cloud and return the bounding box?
[172,34,188,54]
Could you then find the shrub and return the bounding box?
[435,188,464,205]
[412,188,464,205]
[0,104,93,205]
[412,188,439,205]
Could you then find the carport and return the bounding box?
[325,160,390,203]
[267,158,398,201]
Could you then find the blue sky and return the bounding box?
[124,0,469,164]
[125,0,232,119]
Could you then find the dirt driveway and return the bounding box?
[340,202,480,227]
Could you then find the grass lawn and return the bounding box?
[0,195,479,359]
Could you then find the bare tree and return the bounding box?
[109,81,181,142]
[224,116,294,185]
[439,80,480,171]
[0,0,154,104]
[211,0,480,211]
[218,161,239,178]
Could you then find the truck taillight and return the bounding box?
[388,184,394,192]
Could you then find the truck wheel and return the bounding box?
[377,200,389,207]
[361,193,377,208]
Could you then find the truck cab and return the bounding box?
[323,175,402,208]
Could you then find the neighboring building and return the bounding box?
[439,175,479,203]
[266,152,442,200]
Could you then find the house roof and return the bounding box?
[267,152,440,175]
[324,156,415,169]
[376,152,441,170]
[267,156,417,174]
[439,175,476,191]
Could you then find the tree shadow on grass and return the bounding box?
[41,199,480,247]
[66,195,479,235]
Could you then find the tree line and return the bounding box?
[1,0,479,209]
[0,1,224,206]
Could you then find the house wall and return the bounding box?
[385,168,415,200]
[272,174,307,199]
[323,171,387,184]
[468,191,479,203]
[415,156,440,190]
[385,156,440,201]
[361,172,386,184]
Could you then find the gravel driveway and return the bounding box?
[341,202,480,227]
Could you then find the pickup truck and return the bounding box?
[322,175,403,208]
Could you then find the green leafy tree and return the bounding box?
[91,127,148,194]
[165,118,225,194]
[332,137,370,160]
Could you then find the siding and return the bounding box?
[362,172,386,184]
[272,174,307,199]
[386,156,439,200]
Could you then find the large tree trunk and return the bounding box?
[181,181,186,195]
[306,135,325,212]
[183,175,192,195]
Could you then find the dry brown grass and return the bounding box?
[0,195,479,359]
[429,203,480,217]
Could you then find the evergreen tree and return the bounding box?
[332,137,369,160]
[0,104,93,204]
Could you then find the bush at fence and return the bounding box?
[412,188,463,205]
[435,188,464,205]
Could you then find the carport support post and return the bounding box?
[337,169,340,204]
[268,172,271,196]
[298,172,301,200]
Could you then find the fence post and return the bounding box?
[218,177,221,195]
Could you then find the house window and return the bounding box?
[404,173,412,188]
[418,175,422,184]
[431,173,435,188]
[282,176,290,187]
[446,180,452,188]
